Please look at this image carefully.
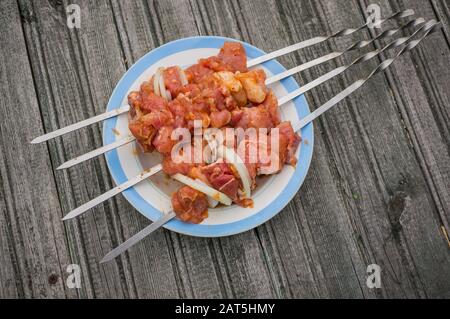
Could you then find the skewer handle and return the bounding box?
[293,20,440,133]
[247,9,414,68]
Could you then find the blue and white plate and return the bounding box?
[103,36,314,237]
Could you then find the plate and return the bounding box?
[103,36,314,237]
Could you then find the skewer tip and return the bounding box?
[61,213,75,221]
[99,253,114,264]
[62,207,85,220]
[30,136,44,144]
[57,161,73,170]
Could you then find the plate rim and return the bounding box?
[103,35,314,237]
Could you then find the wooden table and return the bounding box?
[0,0,449,299]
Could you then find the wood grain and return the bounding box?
[0,0,75,298]
[0,0,448,298]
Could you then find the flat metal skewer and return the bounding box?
[292,20,440,131]
[31,9,413,145]
[100,211,176,263]
[99,20,440,263]
[278,17,430,106]
[57,135,136,170]
[57,18,425,170]
[247,9,413,67]
[266,17,424,85]
[30,106,130,144]
[62,164,163,221]
[62,19,433,221]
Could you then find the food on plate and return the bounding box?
[127,42,301,224]
[171,186,209,224]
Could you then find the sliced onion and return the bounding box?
[176,66,188,86]
[218,147,252,199]
[205,194,219,208]
[158,67,172,101]
[173,173,232,206]
[153,68,161,97]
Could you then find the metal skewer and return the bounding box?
[278,17,429,106]
[62,19,433,221]
[57,18,424,170]
[30,105,131,144]
[265,17,424,85]
[247,9,413,67]
[100,20,440,264]
[61,164,163,221]
[100,211,176,263]
[293,20,440,131]
[31,9,413,145]
[57,135,136,170]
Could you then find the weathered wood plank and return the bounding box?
[358,0,450,297]
[263,0,450,298]
[0,0,76,299]
[430,0,450,46]
[268,1,446,297]
[18,0,182,298]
